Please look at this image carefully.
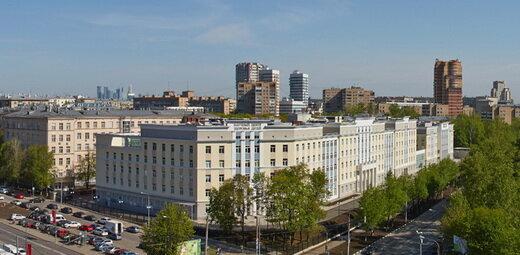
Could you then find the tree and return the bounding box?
[140,203,195,255]
[343,103,368,116]
[207,174,253,245]
[265,164,328,243]
[75,152,96,189]
[383,172,409,221]
[359,187,387,235]
[252,172,268,216]
[451,114,485,147]
[0,139,23,185]
[22,145,54,190]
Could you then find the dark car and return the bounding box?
[40,209,50,215]
[47,203,58,209]
[29,206,40,211]
[73,212,86,218]
[20,202,31,209]
[84,215,97,221]
[60,207,73,214]
[57,220,69,227]
[108,233,122,240]
[125,226,141,233]
[30,198,45,203]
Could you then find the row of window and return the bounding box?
[51,144,92,154]
[50,132,95,142]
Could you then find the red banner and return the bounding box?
[51,210,56,224]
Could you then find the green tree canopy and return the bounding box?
[140,203,195,255]
[22,145,54,190]
[75,152,96,189]
[0,139,23,185]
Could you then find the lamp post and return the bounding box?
[140,192,151,226]
[205,215,209,255]
[416,231,440,255]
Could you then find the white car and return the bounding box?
[10,214,26,221]
[93,228,109,236]
[64,221,81,228]
[97,217,111,225]
[0,195,4,200]
[10,200,21,206]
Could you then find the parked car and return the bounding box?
[64,221,81,228]
[79,224,95,231]
[114,249,130,255]
[56,229,71,237]
[125,226,141,233]
[60,207,73,214]
[103,246,121,254]
[84,215,97,221]
[44,225,57,234]
[20,202,31,209]
[40,209,50,215]
[13,193,25,199]
[3,244,26,255]
[93,228,109,236]
[97,217,111,225]
[0,195,4,200]
[88,237,105,245]
[0,187,9,194]
[30,198,45,203]
[38,223,48,231]
[108,233,122,240]
[56,220,69,227]
[94,239,113,246]
[95,243,113,251]
[10,200,21,206]
[10,213,26,220]
[73,212,86,218]
[29,206,40,211]
[22,220,37,228]
[47,204,58,209]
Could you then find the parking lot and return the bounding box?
[0,190,144,255]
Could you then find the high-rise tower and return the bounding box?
[235,62,265,83]
[434,59,463,116]
[289,70,309,105]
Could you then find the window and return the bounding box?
[51,123,56,130]
[59,135,63,142]
[180,145,184,153]
[51,147,56,153]
[144,156,148,163]
[170,186,175,194]
[283,145,288,152]
[270,145,276,153]
[180,187,184,195]
[255,160,260,167]
[152,183,157,191]
[205,146,211,154]
[66,146,70,153]
[219,160,224,168]
[66,158,71,165]
[245,160,251,167]
[170,144,175,152]
[136,155,140,162]
[85,122,90,128]
[77,133,81,139]
[180,159,184,167]
[205,160,211,168]
[236,160,241,167]
[161,143,166,151]
[189,160,193,168]
[152,143,157,151]
[219,174,225,182]
[162,157,166,165]
[59,147,63,153]
[152,156,157,164]
[59,123,64,130]
[66,135,71,142]
[189,187,193,196]
[128,154,132,161]
[77,122,82,129]
[236,146,241,153]
[205,189,211,197]
[219,146,224,154]
[270,159,275,166]
[93,122,98,128]
[59,158,63,165]
[144,142,148,150]
[170,158,175,166]
[296,144,299,151]
[85,133,90,140]
[189,146,193,153]
[51,135,56,142]
[162,185,166,192]
[205,175,211,182]
[245,146,251,153]
[255,145,260,153]
[283,158,288,166]
[101,122,105,128]
[136,180,139,188]
[120,153,124,160]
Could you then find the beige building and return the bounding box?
[95,117,443,220]
[2,109,195,186]
[133,91,236,114]
[236,82,280,116]
[323,87,375,113]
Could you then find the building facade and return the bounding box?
[95,117,451,220]
[236,82,280,116]
[235,62,265,83]
[433,59,463,116]
[289,71,310,105]
[279,98,306,114]
[2,109,191,186]
[323,87,375,113]
[417,122,454,166]
[133,92,235,114]
[491,81,513,104]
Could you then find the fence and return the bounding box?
[66,198,147,225]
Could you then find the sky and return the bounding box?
[0,0,519,99]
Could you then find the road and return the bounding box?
[322,198,360,222]
[362,199,447,255]
[0,221,83,255]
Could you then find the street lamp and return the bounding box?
[140,192,151,226]
[416,230,440,255]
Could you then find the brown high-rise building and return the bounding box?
[322,86,375,113]
[434,59,463,116]
[236,82,280,116]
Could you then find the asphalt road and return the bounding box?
[362,199,447,255]
[0,221,82,255]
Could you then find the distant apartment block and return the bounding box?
[97,86,125,100]
[2,109,192,187]
[289,71,310,105]
[133,91,236,114]
[434,59,463,116]
[323,87,375,113]
[279,98,306,114]
[490,81,514,104]
[235,62,265,83]
[95,116,450,220]
[417,122,454,166]
[236,82,280,116]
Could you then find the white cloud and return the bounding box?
[195,24,254,45]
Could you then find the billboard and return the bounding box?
[178,239,201,255]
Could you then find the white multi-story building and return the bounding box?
[96,117,451,220]
[417,121,454,166]
[289,70,309,105]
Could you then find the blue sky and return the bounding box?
[1,0,519,99]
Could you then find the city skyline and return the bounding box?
[1,1,520,99]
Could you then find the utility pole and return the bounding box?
[347,215,351,255]
[205,215,209,255]
[255,216,260,255]
[405,200,408,222]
